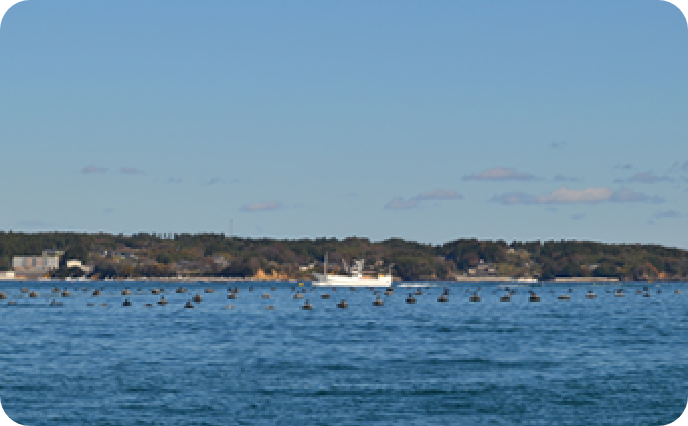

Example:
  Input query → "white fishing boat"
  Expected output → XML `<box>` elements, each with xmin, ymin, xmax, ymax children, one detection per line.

<box><xmin>312</xmin><ymin>254</ymin><xmax>393</xmax><ymax>287</ymax></box>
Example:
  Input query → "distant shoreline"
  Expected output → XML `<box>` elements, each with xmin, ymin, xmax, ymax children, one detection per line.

<box><xmin>1</xmin><ymin>232</ymin><xmax>686</xmax><ymax>282</ymax></box>
<box><xmin>0</xmin><ymin>276</ymin><xmax>683</xmax><ymax>284</ymax></box>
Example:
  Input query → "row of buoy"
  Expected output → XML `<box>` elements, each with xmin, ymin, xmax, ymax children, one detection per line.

<box><xmin>6</xmin><ymin>288</ymin><xmax>681</xmax><ymax>309</ymax></box>
<box><xmin>4</xmin><ymin>287</ymin><xmax>682</xmax><ymax>300</ymax></box>
<box><xmin>2</xmin><ymin>284</ymin><xmax>683</xmax><ymax>306</ymax></box>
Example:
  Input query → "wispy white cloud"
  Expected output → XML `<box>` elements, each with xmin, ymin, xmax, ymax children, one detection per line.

<box><xmin>121</xmin><ymin>167</ymin><xmax>144</xmax><ymax>175</ymax></box>
<box><xmin>653</xmin><ymin>210</ymin><xmax>682</xmax><ymax>219</ymax></box>
<box><xmin>463</xmin><ymin>167</ymin><xmax>540</xmax><ymax>181</ymax></box>
<box><xmin>82</xmin><ymin>165</ymin><xmax>108</xmax><ymax>174</ymax></box>
<box><xmin>168</xmin><ymin>177</ymin><xmax>183</xmax><ymax>183</ymax></box>
<box><xmin>571</xmin><ymin>213</ymin><xmax>586</xmax><ymax>220</ymax></box>
<box><xmin>205</xmin><ymin>178</ymin><xmax>221</xmax><ymax>185</ymax></box>
<box><xmin>492</xmin><ymin>187</ymin><xmax>612</xmax><ymax>204</ymax></box>
<box><xmin>613</xmin><ymin>164</ymin><xmax>633</xmax><ymax>170</ymax></box>
<box><xmin>241</xmin><ymin>201</ymin><xmax>282</xmax><ymax>212</ymax></box>
<box><xmin>385</xmin><ymin>189</ymin><xmax>463</xmax><ymax>210</ymax></box>
<box><xmin>669</xmin><ymin>161</ymin><xmax>688</xmax><ymax>174</ymax></box>
<box><xmin>553</xmin><ymin>174</ymin><xmax>580</xmax><ymax>182</ymax></box>
<box><xmin>609</xmin><ymin>188</ymin><xmax>664</xmax><ymax>203</ymax></box>
<box><xmin>385</xmin><ymin>198</ymin><xmax>418</xmax><ymax>210</ymax></box>
<box><xmin>491</xmin><ymin>187</ymin><xmax>663</xmax><ymax>205</ymax></box>
<box><xmin>413</xmin><ymin>190</ymin><xmax>463</xmax><ymax>201</ymax></box>
<box><xmin>614</xmin><ymin>172</ymin><xmax>673</xmax><ymax>184</ymax></box>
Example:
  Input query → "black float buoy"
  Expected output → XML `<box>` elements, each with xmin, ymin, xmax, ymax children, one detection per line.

<box><xmin>122</xmin><ymin>299</ymin><xmax>132</xmax><ymax>307</ymax></box>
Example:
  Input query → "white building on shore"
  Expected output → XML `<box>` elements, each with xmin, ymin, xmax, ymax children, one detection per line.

<box><xmin>12</xmin><ymin>253</ymin><xmax>61</xmax><ymax>276</ymax></box>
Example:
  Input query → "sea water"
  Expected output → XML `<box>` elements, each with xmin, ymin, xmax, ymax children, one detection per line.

<box><xmin>0</xmin><ymin>281</ymin><xmax>686</xmax><ymax>426</ymax></box>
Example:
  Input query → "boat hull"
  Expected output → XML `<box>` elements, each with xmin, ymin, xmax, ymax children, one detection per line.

<box><xmin>312</xmin><ymin>273</ymin><xmax>392</xmax><ymax>287</ymax></box>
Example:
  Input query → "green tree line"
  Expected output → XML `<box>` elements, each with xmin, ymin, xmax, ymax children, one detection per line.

<box><xmin>1</xmin><ymin>232</ymin><xmax>687</xmax><ymax>281</ymax></box>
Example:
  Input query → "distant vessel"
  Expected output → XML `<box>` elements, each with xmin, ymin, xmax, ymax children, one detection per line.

<box><xmin>312</xmin><ymin>254</ymin><xmax>392</xmax><ymax>287</ymax></box>
<box><xmin>515</xmin><ymin>277</ymin><xmax>538</xmax><ymax>284</ymax></box>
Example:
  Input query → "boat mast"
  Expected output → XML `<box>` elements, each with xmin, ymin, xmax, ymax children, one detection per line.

<box><xmin>324</xmin><ymin>252</ymin><xmax>328</xmax><ymax>281</ymax></box>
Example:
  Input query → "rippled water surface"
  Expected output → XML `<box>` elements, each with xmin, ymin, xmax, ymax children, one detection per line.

<box><xmin>1</xmin><ymin>281</ymin><xmax>686</xmax><ymax>425</ymax></box>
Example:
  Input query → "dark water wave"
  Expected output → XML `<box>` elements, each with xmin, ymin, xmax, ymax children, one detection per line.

<box><xmin>0</xmin><ymin>281</ymin><xmax>686</xmax><ymax>426</ymax></box>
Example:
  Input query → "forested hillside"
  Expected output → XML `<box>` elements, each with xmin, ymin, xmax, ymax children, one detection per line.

<box><xmin>0</xmin><ymin>232</ymin><xmax>686</xmax><ymax>281</ymax></box>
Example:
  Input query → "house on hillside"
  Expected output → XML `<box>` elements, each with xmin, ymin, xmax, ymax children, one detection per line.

<box><xmin>467</xmin><ymin>259</ymin><xmax>497</xmax><ymax>276</ymax></box>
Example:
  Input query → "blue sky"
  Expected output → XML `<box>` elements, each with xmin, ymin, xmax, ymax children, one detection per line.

<box><xmin>1</xmin><ymin>0</ymin><xmax>687</xmax><ymax>247</ymax></box>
